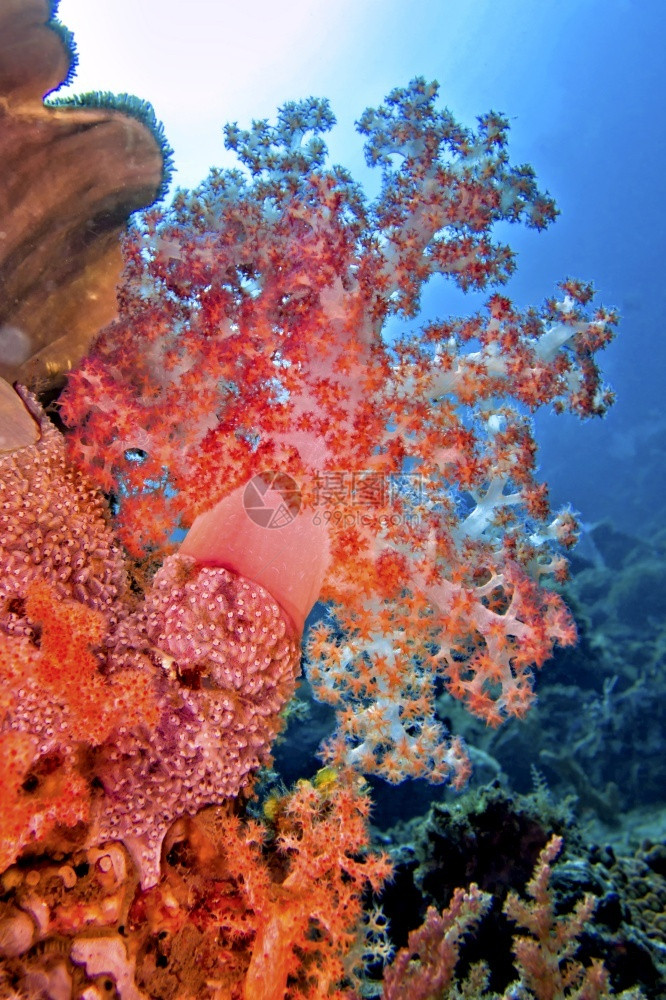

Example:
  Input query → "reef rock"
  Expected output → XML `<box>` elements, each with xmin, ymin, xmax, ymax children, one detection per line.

<box><xmin>0</xmin><ymin>0</ymin><xmax>169</xmax><ymax>388</ymax></box>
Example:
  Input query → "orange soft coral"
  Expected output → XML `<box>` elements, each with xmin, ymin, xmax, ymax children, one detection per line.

<box><xmin>0</xmin><ymin>726</ymin><xmax>89</xmax><ymax>872</ymax></box>
<box><xmin>128</xmin><ymin>770</ymin><xmax>391</xmax><ymax>1000</ymax></box>
<box><xmin>0</xmin><ymin>773</ymin><xmax>390</xmax><ymax>999</ymax></box>
<box><xmin>0</xmin><ymin>578</ymin><xmax>159</xmax><ymax>869</ymax></box>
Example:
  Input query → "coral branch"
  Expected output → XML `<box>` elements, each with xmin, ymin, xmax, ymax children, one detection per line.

<box><xmin>381</xmin><ymin>887</ymin><xmax>492</xmax><ymax>999</ymax></box>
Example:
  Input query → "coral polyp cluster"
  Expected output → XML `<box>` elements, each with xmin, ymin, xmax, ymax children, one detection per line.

<box><xmin>97</xmin><ymin>555</ymin><xmax>299</xmax><ymax>886</ymax></box>
<box><xmin>0</xmin><ymin>389</ymin><xmax>300</xmax><ymax>889</ymax></box>
<box><xmin>0</xmin><ymin>387</ymin><xmax>128</xmax><ymax>635</ymax></box>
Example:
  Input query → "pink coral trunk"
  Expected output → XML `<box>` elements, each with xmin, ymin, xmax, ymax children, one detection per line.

<box><xmin>180</xmin><ymin>478</ymin><xmax>330</xmax><ymax>634</ymax></box>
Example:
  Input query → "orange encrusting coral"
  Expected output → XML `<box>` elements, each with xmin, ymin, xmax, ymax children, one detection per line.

<box><xmin>0</xmin><ymin>726</ymin><xmax>89</xmax><ymax>873</ymax></box>
<box><xmin>0</xmin><ymin>576</ymin><xmax>158</xmax><ymax>869</ymax></box>
<box><xmin>25</xmin><ymin>579</ymin><xmax>158</xmax><ymax>745</ymax></box>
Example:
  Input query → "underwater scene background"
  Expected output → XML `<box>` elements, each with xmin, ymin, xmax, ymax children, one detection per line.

<box><xmin>0</xmin><ymin>0</ymin><xmax>665</xmax><ymax>997</ymax></box>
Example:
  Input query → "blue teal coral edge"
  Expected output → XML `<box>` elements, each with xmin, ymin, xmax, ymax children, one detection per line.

<box><xmin>44</xmin><ymin>0</ymin><xmax>174</xmax><ymax>200</ymax></box>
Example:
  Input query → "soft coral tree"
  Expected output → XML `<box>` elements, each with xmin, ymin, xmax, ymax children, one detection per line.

<box><xmin>60</xmin><ymin>78</ymin><xmax>617</xmax><ymax>787</ymax></box>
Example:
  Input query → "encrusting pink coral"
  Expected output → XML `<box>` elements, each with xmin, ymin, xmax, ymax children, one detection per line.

<box><xmin>95</xmin><ymin>553</ymin><xmax>300</xmax><ymax>886</ymax></box>
<box><xmin>0</xmin><ymin>382</ymin><xmax>129</xmax><ymax>636</ymax></box>
<box><xmin>0</xmin><ymin>384</ymin><xmax>301</xmax><ymax>886</ymax></box>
